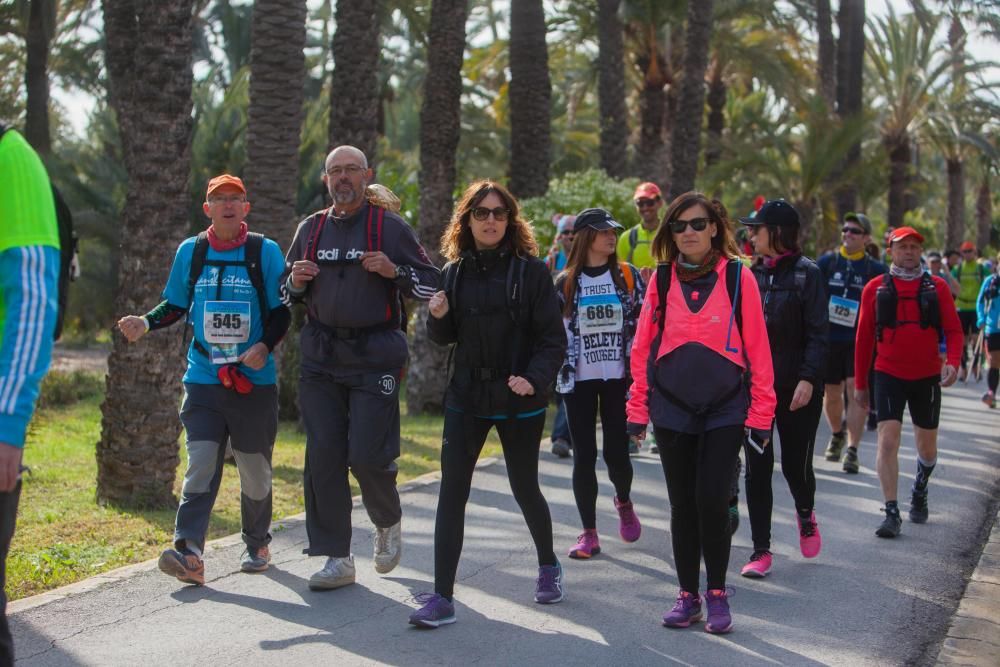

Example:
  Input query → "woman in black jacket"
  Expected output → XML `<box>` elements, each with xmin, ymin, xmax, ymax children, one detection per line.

<box><xmin>409</xmin><ymin>180</ymin><xmax>567</xmax><ymax>628</ymax></box>
<box><xmin>739</xmin><ymin>200</ymin><xmax>829</xmax><ymax>578</ymax></box>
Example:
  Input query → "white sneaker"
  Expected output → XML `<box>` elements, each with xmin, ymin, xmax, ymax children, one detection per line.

<box><xmin>374</xmin><ymin>521</ymin><xmax>401</xmax><ymax>574</ymax></box>
<box><xmin>308</xmin><ymin>555</ymin><xmax>356</xmax><ymax>590</ymax></box>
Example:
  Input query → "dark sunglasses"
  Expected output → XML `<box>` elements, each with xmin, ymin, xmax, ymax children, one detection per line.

<box><xmin>471</xmin><ymin>206</ymin><xmax>510</xmax><ymax>222</ymax></box>
<box><xmin>842</xmin><ymin>226</ymin><xmax>865</xmax><ymax>235</ymax></box>
<box><xmin>668</xmin><ymin>217</ymin><xmax>711</xmax><ymax>234</ymax></box>
<box><xmin>635</xmin><ymin>197</ymin><xmax>660</xmax><ymax>208</ymax></box>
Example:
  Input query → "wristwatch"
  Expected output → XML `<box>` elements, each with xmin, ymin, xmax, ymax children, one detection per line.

<box><xmin>394</xmin><ymin>264</ymin><xmax>408</xmax><ymax>280</ymax></box>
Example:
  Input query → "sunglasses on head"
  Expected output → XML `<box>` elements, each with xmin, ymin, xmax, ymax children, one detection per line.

<box><xmin>635</xmin><ymin>197</ymin><xmax>660</xmax><ymax>208</ymax></box>
<box><xmin>471</xmin><ymin>206</ymin><xmax>510</xmax><ymax>222</ymax></box>
<box><xmin>668</xmin><ymin>217</ymin><xmax>711</xmax><ymax>234</ymax></box>
<box><xmin>842</xmin><ymin>226</ymin><xmax>865</xmax><ymax>235</ymax></box>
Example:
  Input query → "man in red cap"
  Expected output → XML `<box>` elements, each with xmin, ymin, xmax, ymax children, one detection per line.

<box><xmin>854</xmin><ymin>227</ymin><xmax>962</xmax><ymax>538</ymax></box>
<box><xmin>618</xmin><ymin>182</ymin><xmax>665</xmax><ymax>284</ymax></box>
<box><xmin>951</xmin><ymin>240</ymin><xmax>989</xmax><ymax>381</ymax></box>
<box><xmin>117</xmin><ymin>174</ymin><xmax>291</xmax><ymax>584</ymax></box>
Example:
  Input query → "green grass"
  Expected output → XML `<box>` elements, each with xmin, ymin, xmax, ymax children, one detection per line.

<box><xmin>9</xmin><ymin>375</ymin><xmax>522</xmax><ymax>601</ymax></box>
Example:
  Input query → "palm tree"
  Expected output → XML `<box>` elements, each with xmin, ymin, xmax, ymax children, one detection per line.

<box><xmin>24</xmin><ymin>0</ymin><xmax>54</xmax><ymax>154</ymax></box>
<box><xmin>867</xmin><ymin>9</ymin><xmax>951</xmax><ymax>229</ymax></box>
<box><xmin>815</xmin><ymin>0</ymin><xmax>835</xmax><ymax>111</ymax></box>
<box><xmin>97</xmin><ymin>0</ymin><xmax>195</xmax><ymax>506</ymax></box>
<box><xmin>834</xmin><ymin>0</ymin><xmax>865</xmax><ymax>219</ymax></box>
<box><xmin>245</xmin><ymin>0</ymin><xmax>306</xmax><ymax>245</ymax></box>
<box><xmin>597</xmin><ymin>0</ymin><xmax>628</xmax><ymax>179</ymax></box>
<box><xmin>329</xmin><ymin>0</ymin><xmax>380</xmax><ymax>162</ymax></box>
<box><xmin>669</xmin><ymin>0</ymin><xmax>714</xmax><ymax>197</ymax></box>
<box><xmin>508</xmin><ymin>0</ymin><xmax>551</xmax><ymax>198</ymax></box>
<box><xmin>406</xmin><ymin>0</ymin><xmax>468</xmax><ymax>415</ymax></box>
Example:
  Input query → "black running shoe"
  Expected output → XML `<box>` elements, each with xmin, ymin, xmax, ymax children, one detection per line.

<box><xmin>909</xmin><ymin>490</ymin><xmax>928</xmax><ymax>524</ymax></box>
<box><xmin>875</xmin><ymin>509</ymin><xmax>902</xmax><ymax>538</ymax></box>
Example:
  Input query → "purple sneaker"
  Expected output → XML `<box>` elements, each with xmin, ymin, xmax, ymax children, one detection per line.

<box><xmin>408</xmin><ymin>593</ymin><xmax>456</xmax><ymax>628</ymax></box>
<box><xmin>662</xmin><ymin>590</ymin><xmax>702</xmax><ymax>628</ymax></box>
<box><xmin>534</xmin><ymin>561</ymin><xmax>564</xmax><ymax>604</ymax></box>
<box><xmin>614</xmin><ymin>496</ymin><xmax>642</xmax><ymax>542</ymax></box>
<box><xmin>704</xmin><ymin>588</ymin><xmax>733</xmax><ymax>634</ymax></box>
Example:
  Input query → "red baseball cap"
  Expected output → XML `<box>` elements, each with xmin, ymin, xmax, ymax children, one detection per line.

<box><xmin>633</xmin><ymin>182</ymin><xmax>662</xmax><ymax>201</ymax></box>
<box><xmin>959</xmin><ymin>240</ymin><xmax>976</xmax><ymax>251</ymax></box>
<box><xmin>206</xmin><ymin>174</ymin><xmax>246</xmax><ymax>197</ymax></box>
<box><xmin>889</xmin><ymin>226</ymin><xmax>924</xmax><ymax>245</ymax></box>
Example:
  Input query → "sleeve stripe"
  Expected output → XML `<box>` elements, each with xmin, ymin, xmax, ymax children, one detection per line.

<box><xmin>0</xmin><ymin>246</ymin><xmax>47</xmax><ymax>414</ymax></box>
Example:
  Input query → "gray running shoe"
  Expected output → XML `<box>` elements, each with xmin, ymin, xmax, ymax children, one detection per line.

<box><xmin>842</xmin><ymin>447</ymin><xmax>860</xmax><ymax>474</ymax></box>
<box><xmin>909</xmin><ymin>490</ymin><xmax>929</xmax><ymax>524</ymax></box>
<box><xmin>824</xmin><ymin>432</ymin><xmax>845</xmax><ymax>461</ymax></box>
<box><xmin>374</xmin><ymin>521</ymin><xmax>402</xmax><ymax>574</ymax></box>
<box><xmin>875</xmin><ymin>510</ymin><xmax>902</xmax><ymax>538</ymax></box>
<box><xmin>309</xmin><ymin>555</ymin><xmax>356</xmax><ymax>590</ymax></box>
<box><xmin>550</xmin><ymin>438</ymin><xmax>571</xmax><ymax>458</ymax></box>
<box><xmin>240</xmin><ymin>545</ymin><xmax>270</xmax><ymax>573</ymax></box>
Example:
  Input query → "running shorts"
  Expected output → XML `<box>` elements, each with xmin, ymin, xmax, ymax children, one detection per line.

<box><xmin>825</xmin><ymin>341</ymin><xmax>856</xmax><ymax>384</ymax></box>
<box><xmin>987</xmin><ymin>332</ymin><xmax>1000</xmax><ymax>353</ymax></box>
<box><xmin>872</xmin><ymin>371</ymin><xmax>941</xmax><ymax>429</ymax></box>
<box><xmin>958</xmin><ymin>311</ymin><xmax>979</xmax><ymax>336</ymax></box>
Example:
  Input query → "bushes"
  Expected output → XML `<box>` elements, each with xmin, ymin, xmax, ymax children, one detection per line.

<box><xmin>37</xmin><ymin>370</ymin><xmax>105</xmax><ymax>409</ymax></box>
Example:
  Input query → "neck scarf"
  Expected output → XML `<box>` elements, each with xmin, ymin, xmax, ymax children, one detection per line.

<box><xmin>207</xmin><ymin>221</ymin><xmax>249</xmax><ymax>251</ymax></box>
<box><xmin>840</xmin><ymin>246</ymin><xmax>866</xmax><ymax>261</ymax></box>
<box><xmin>889</xmin><ymin>263</ymin><xmax>923</xmax><ymax>281</ymax></box>
<box><xmin>763</xmin><ymin>250</ymin><xmax>799</xmax><ymax>270</ymax></box>
<box><xmin>675</xmin><ymin>248</ymin><xmax>721</xmax><ymax>282</ymax></box>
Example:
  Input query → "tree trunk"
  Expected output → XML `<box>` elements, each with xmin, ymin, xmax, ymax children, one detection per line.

<box><xmin>885</xmin><ymin>134</ymin><xmax>910</xmax><ymax>230</ymax></box>
<box><xmin>945</xmin><ymin>157</ymin><xmax>966</xmax><ymax>250</ymax></box>
<box><xmin>597</xmin><ymin>0</ymin><xmax>628</xmax><ymax>179</ymax></box>
<box><xmin>704</xmin><ymin>56</ymin><xmax>725</xmax><ymax>169</ymax></box>
<box><xmin>98</xmin><ymin>0</ymin><xmax>195</xmax><ymax>507</ymax></box>
<box><xmin>329</xmin><ymin>0</ymin><xmax>380</xmax><ymax>163</ymax></box>
<box><xmin>669</xmin><ymin>0</ymin><xmax>713</xmax><ymax>198</ymax></box>
<box><xmin>508</xmin><ymin>0</ymin><xmax>551</xmax><ymax>199</ymax></box>
<box><xmin>816</xmin><ymin>0</ymin><xmax>836</xmax><ymax>113</ymax></box>
<box><xmin>635</xmin><ymin>70</ymin><xmax>668</xmax><ymax>188</ymax></box>
<box><xmin>834</xmin><ymin>0</ymin><xmax>865</xmax><ymax>220</ymax></box>
<box><xmin>406</xmin><ymin>0</ymin><xmax>468</xmax><ymax>415</ymax></box>
<box><xmin>24</xmin><ymin>0</ymin><xmax>54</xmax><ymax>155</ymax></box>
<box><xmin>975</xmin><ymin>174</ymin><xmax>992</xmax><ymax>252</ymax></box>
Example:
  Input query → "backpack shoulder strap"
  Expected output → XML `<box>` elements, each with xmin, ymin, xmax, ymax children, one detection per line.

<box><xmin>506</xmin><ymin>254</ymin><xmax>528</xmax><ymax>322</ymax></box>
<box><xmin>367</xmin><ymin>206</ymin><xmax>385</xmax><ymax>252</ymax></box>
<box><xmin>627</xmin><ymin>227</ymin><xmax>639</xmax><ymax>264</ymax></box>
<box><xmin>793</xmin><ymin>256</ymin><xmax>808</xmax><ymax>294</ymax></box>
<box><xmin>620</xmin><ymin>262</ymin><xmax>636</xmax><ymax>293</ymax></box>
<box><xmin>244</xmin><ymin>232</ymin><xmax>270</xmax><ymax>321</ymax></box>
<box><xmin>303</xmin><ymin>210</ymin><xmax>328</xmax><ymax>262</ymax></box>
<box><xmin>188</xmin><ymin>232</ymin><xmax>210</xmax><ymax>307</ymax></box>
<box><xmin>444</xmin><ymin>258</ymin><xmax>463</xmax><ymax>311</ymax></box>
<box><xmin>655</xmin><ymin>263</ymin><xmax>671</xmax><ymax>333</ymax></box>
<box><xmin>725</xmin><ymin>259</ymin><xmax>743</xmax><ymax>335</ymax></box>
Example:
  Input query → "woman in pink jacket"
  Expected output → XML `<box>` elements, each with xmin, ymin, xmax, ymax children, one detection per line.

<box><xmin>627</xmin><ymin>192</ymin><xmax>776</xmax><ymax>634</ymax></box>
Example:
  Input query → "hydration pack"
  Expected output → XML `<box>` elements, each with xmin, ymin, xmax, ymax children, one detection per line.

<box><xmin>875</xmin><ymin>272</ymin><xmax>940</xmax><ymax>341</ymax></box>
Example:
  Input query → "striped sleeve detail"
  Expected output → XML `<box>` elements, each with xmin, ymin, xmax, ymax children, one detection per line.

<box><xmin>0</xmin><ymin>246</ymin><xmax>52</xmax><ymax>416</ymax></box>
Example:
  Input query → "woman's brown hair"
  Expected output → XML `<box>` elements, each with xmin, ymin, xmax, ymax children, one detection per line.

<box><xmin>650</xmin><ymin>191</ymin><xmax>742</xmax><ymax>263</ymax></box>
<box><xmin>440</xmin><ymin>180</ymin><xmax>539</xmax><ymax>262</ymax></box>
<box><xmin>559</xmin><ymin>224</ymin><xmax>627</xmax><ymax>317</ymax></box>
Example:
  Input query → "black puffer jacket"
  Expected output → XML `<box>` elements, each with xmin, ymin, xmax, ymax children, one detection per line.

<box><xmin>751</xmin><ymin>253</ymin><xmax>829</xmax><ymax>390</ymax></box>
<box><xmin>427</xmin><ymin>247</ymin><xmax>566</xmax><ymax>416</ymax></box>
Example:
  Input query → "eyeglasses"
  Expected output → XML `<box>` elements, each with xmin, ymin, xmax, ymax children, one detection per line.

<box><xmin>635</xmin><ymin>197</ymin><xmax>660</xmax><ymax>209</ymax></box>
<box><xmin>668</xmin><ymin>217</ymin><xmax>710</xmax><ymax>234</ymax></box>
<box><xmin>962</xmin><ymin>249</ymin><xmax>975</xmax><ymax>254</ymax></box>
<box><xmin>471</xmin><ymin>206</ymin><xmax>510</xmax><ymax>222</ymax></box>
<box><xmin>208</xmin><ymin>195</ymin><xmax>246</xmax><ymax>204</ymax></box>
<box><xmin>842</xmin><ymin>226</ymin><xmax>865</xmax><ymax>235</ymax></box>
<box><xmin>326</xmin><ymin>165</ymin><xmax>365</xmax><ymax>177</ymax></box>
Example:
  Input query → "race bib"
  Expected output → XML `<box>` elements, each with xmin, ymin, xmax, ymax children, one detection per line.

<box><xmin>203</xmin><ymin>301</ymin><xmax>252</xmax><ymax>344</ymax></box>
<box><xmin>829</xmin><ymin>295</ymin><xmax>859</xmax><ymax>328</ymax></box>
<box><xmin>579</xmin><ymin>293</ymin><xmax>623</xmax><ymax>335</ymax></box>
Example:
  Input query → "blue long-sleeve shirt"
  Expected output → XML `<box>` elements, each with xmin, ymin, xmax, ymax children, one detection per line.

<box><xmin>977</xmin><ymin>274</ymin><xmax>1000</xmax><ymax>336</ymax></box>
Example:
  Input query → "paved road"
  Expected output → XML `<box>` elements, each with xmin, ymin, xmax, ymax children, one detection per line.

<box><xmin>10</xmin><ymin>381</ymin><xmax>1000</xmax><ymax>666</ymax></box>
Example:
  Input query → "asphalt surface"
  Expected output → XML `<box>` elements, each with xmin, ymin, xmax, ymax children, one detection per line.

<box><xmin>10</xmin><ymin>380</ymin><xmax>1000</xmax><ymax>666</ymax></box>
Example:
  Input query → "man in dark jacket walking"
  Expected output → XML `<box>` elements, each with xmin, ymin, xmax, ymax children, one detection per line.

<box><xmin>284</xmin><ymin>146</ymin><xmax>440</xmax><ymax>590</ymax></box>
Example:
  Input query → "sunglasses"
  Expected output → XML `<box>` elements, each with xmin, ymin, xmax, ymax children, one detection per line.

<box><xmin>842</xmin><ymin>226</ymin><xmax>865</xmax><ymax>235</ymax></box>
<box><xmin>471</xmin><ymin>206</ymin><xmax>510</xmax><ymax>222</ymax></box>
<box><xmin>668</xmin><ymin>217</ymin><xmax>711</xmax><ymax>234</ymax></box>
<box><xmin>635</xmin><ymin>197</ymin><xmax>660</xmax><ymax>209</ymax></box>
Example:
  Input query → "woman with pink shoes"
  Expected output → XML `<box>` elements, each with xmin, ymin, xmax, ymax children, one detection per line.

<box><xmin>738</xmin><ymin>200</ymin><xmax>829</xmax><ymax>578</ymax></box>
<box><xmin>554</xmin><ymin>209</ymin><xmax>645</xmax><ymax>559</ymax></box>
<box><xmin>627</xmin><ymin>193</ymin><xmax>776</xmax><ymax>634</ymax></box>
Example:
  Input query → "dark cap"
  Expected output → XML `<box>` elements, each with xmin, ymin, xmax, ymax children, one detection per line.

<box><xmin>739</xmin><ymin>199</ymin><xmax>800</xmax><ymax>227</ymax></box>
<box><xmin>844</xmin><ymin>212</ymin><xmax>872</xmax><ymax>234</ymax></box>
<box><xmin>573</xmin><ymin>208</ymin><xmax>624</xmax><ymax>233</ymax></box>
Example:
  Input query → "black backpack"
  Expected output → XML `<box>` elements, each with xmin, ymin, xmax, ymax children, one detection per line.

<box><xmin>0</xmin><ymin>124</ymin><xmax>79</xmax><ymax>340</ymax></box>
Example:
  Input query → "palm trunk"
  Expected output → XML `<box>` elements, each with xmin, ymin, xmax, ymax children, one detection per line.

<box><xmin>975</xmin><ymin>174</ymin><xmax>991</xmax><ymax>251</ymax></box>
<box><xmin>406</xmin><ymin>0</ymin><xmax>468</xmax><ymax>415</ymax></box>
<box><xmin>669</xmin><ymin>0</ymin><xmax>714</xmax><ymax>197</ymax></box>
<box><xmin>885</xmin><ymin>134</ymin><xmax>910</xmax><ymax>230</ymax></box>
<box><xmin>508</xmin><ymin>0</ymin><xmax>552</xmax><ymax>199</ymax></box>
<box><xmin>25</xmin><ymin>0</ymin><xmax>53</xmax><ymax>155</ymax></box>
<box><xmin>946</xmin><ymin>157</ymin><xmax>966</xmax><ymax>250</ymax></box>
<box><xmin>329</xmin><ymin>0</ymin><xmax>380</xmax><ymax>162</ymax></box>
<box><xmin>816</xmin><ymin>0</ymin><xmax>836</xmax><ymax>113</ymax></box>
<box><xmin>834</xmin><ymin>0</ymin><xmax>865</xmax><ymax>220</ymax></box>
<box><xmin>704</xmin><ymin>56</ymin><xmax>725</xmax><ymax>169</ymax></box>
<box><xmin>98</xmin><ymin>0</ymin><xmax>195</xmax><ymax>507</ymax></box>
<box><xmin>597</xmin><ymin>0</ymin><xmax>628</xmax><ymax>179</ymax></box>
<box><xmin>635</xmin><ymin>69</ymin><xmax>668</xmax><ymax>187</ymax></box>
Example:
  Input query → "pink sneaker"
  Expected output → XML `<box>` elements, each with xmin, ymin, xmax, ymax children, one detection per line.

<box><xmin>568</xmin><ymin>529</ymin><xmax>601</xmax><ymax>559</ymax></box>
<box><xmin>614</xmin><ymin>496</ymin><xmax>641</xmax><ymax>542</ymax></box>
<box><xmin>740</xmin><ymin>550</ymin><xmax>772</xmax><ymax>578</ymax></box>
<box><xmin>798</xmin><ymin>511</ymin><xmax>822</xmax><ymax>558</ymax></box>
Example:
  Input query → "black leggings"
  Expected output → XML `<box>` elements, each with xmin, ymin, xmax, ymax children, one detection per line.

<box><xmin>744</xmin><ymin>384</ymin><xmax>822</xmax><ymax>551</ymax></box>
<box><xmin>655</xmin><ymin>424</ymin><xmax>743</xmax><ymax>593</ymax></box>
<box><xmin>434</xmin><ymin>410</ymin><xmax>556</xmax><ymax>599</ymax></box>
<box><xmin>564</xmin><ymin>378</ymin><xmax>633</xmax><ymax>529</ymax></box>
